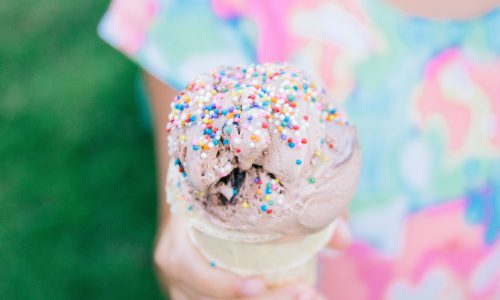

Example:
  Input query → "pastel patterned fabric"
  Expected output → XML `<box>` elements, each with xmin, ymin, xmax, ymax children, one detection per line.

<box><xmin>99</xmin><ymin>1</ymin><xmax>500</xmax><ymax>299</ymax></box>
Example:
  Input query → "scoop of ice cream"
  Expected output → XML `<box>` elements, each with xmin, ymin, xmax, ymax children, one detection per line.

<box><xmin>167</xmin><ymin>63</ymin><xmax>360</xmax><ymax>235</ymax></box>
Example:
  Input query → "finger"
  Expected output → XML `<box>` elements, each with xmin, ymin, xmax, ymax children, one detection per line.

<box><xmin>180</xmin><ymin>240</ymin><xmax>266</xmax><ymax>298</ymax></box>
<box><xmin>342</xmin><ymin>208</ymin><xmax>350</xmax><ymax>221</ymax></box>
<box><xmin>327</xmin><ymin>217</ymin><xmax>351</xmax><ymax>250</ymax></box>
<box><xmin>241</xmin><ymin>283</ymin><xmax>325</xmax><ymax>300</ymax></box>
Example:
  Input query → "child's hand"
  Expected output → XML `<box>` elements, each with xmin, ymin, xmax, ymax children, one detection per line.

<box><xmin>327</xmin><ymin>210</ymin><xmax>352</xmax><ymax>250</ymax></box>
<box><xmin>154</xmin><ymin>214</ymin><xmax>326</xmax><ymax>300</ymax></box>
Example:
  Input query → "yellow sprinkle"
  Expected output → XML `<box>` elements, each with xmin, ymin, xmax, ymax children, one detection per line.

<box><xmin>181</xmin><ymin>135</ymin><xmax>186</xmax><ymax>141</ymax></box>
<box><xmin>264</xmin><ymin>195</ymin><xmax>271</xmax><ymax>200</ymax></box>
<box><xmin>242</xmin><ymin>202</ymin><xmax>249</xmax><ymax>208</ymax></box>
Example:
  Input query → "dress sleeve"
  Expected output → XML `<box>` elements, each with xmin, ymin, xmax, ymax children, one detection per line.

<box><xmin>98</xmin><ymin>0</ymin><xmax>254</xmax><ymax>90</ymax></box>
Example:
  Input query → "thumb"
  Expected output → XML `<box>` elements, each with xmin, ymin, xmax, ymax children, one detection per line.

<box><xmin>327</xmin><ymin>217</ymin><xmax>351</xmax><ymax>250</ymax></box>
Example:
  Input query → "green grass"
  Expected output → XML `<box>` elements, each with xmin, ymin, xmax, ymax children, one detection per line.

<box><xmin>0</xmin><ymin>1</ymin><xmax>164</xmax><ymax>299</ymax></box>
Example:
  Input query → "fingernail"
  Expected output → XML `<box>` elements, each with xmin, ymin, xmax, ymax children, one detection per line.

<box><xmin>239</xmin><ymin>278</ymin><xmax>266</xmax><ymax>297</ymax></box>
<box><xmin>337</xmin><ymin>218</ymin><xmax>351</xmax><ymax>243</ymax></box>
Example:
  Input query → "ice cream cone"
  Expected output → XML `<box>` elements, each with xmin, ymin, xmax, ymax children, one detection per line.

<box><xmin>188</xmin><ymin>216</ymin><xmax>336</xmax><ymax>285</ymax></box>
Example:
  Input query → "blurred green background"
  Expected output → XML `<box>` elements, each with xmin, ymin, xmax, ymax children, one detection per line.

<box><xmin>1</xmin><ymin>1</ymin><xmax>164</xmax><ymax>299</ymax></box>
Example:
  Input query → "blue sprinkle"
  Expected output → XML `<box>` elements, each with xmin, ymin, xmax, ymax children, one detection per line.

<box><xmin>261</xmin><ymin>205</ymin><xmax>267</xmax><ymax>212</ymax></box>
<box><xmin>221</xmin><ymin>110</ymin><xmax>228</xmax><ymax>116</ymax></box>
<box><xmin>190</xmin><ymin>115</ymin><xmax>196</xmax><ymax>122</ymax></box>
<box><xmin>289</xmin><ymin>142</ymin><xmax>296</xmax><ymax>148</ymax></box>
<box><xmin>213</xmin><ymin>139</ymin><xmax>219</xmax><ymax>145</ymax></box>
<box><xmin>192</xmin><ymin>145</ymin><xmax>199</xmax><ymax>151</ymax></box>
<box><xmin>210</xmin><ymin>261</ymin><xmax>217</xmax><ymax>268</ymax></box>
<box><xmin>265</xmin><ymin>188</ymin><xmax>272</xmax><ymax>194</ymax></box>
<box><xmin>222</xmin><ymin>139</ymin><xmax>229</xmax><ymax>145</ymax></box>
<box><xmin>233</xmin><ymin>188</ymin><xmax>238</xmax><ymax>196</ymax></box>
<box><xmin>296</xmin><ymin>159</ymin><xmax>302</xmax><ymax>165</ymax></box>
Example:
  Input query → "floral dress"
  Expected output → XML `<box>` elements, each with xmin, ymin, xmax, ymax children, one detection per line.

<box><xmin>100</xmin><ymin>1</ymin><xmax>500</xmax><ymax>299</ymax></box>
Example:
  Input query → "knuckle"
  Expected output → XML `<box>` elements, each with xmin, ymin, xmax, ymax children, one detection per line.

<box><xmin>153</xmin><ymin>245</ymin><xmax>166</xmax><ymax>268</ymax></box>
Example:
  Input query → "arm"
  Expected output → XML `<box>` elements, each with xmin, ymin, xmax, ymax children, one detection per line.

<box><xmin>143</xmin><ymin>71</ymin><xmax>174</xmax><ymax>228</ymax></box>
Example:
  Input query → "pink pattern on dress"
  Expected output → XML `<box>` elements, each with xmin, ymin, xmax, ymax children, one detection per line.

<box><xmin>417</xmin><ymin>48</ymin><xmax>500</xmax><ymax>152</ymax></box>
<box><xmin>211</xmin><ymin>0</ymin><xmax>298</xmax><ymax>62</ymax></box>
<box><xmin>417</xmin><ymin>49</ymin><xmax>471</xmax><ymax>152</ymax></box>
<box><xmin>318</xmin><ymin>200</ymin><xmax>498</xmax><ymax>300</ymax></box>
<box><xmin>105</xmin><ymin>0</ymin><xmax>159</xmax><ymax>55</ymax></box>
<box><xmin>467</xmin><ymin>57</ymin><xmax>500</xmax><ymax>147</ymax></box>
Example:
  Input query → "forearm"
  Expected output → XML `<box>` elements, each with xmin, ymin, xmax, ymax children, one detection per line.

<box><xmin>144</xmin><ymin>71</ymin><xmax>178</xmax><ymax>227</ymax></box>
